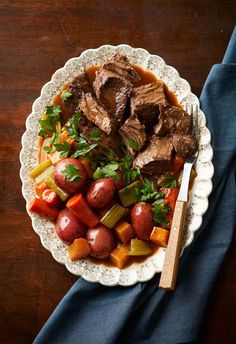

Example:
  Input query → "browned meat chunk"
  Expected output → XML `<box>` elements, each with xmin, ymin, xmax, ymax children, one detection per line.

<box><xmin>103</xmin><ymin>53</ymin><xmax>141</xmax><ymax>84</ymax></box>
<box><xmin>79</xmin><ymin>93</ymin><xmax>117</xmax><ymax>135</ymax></box>
<box><xmin>119</xmin><ymin>116</ymin><xmax>146</xmax><ymax>155</ymax></box>
<box><xmin>171</xmin><ymin>134</ymin><xmax>197</xmax><ymax>159</ymax></box>
<box><xmin>133</xmin><ymin>136</ymin><xmax>173</xmax><ymax>175</ymax></box>
<box><xmin>130</xmin><ymin>82</ymin><xmax>166</xmax><ymax>128</ymax></box>
<box><xmin>155</xmin><ymin>103</ymin><xmax>191</xmax><ymax>136</ymax></box>
<box><xmin>93</xmin><ymin>69</ymin><xmax>132</xmax><ymax>124</ymax></box>
<box><xmin>77</xmin><ymin>115</ymin><xmax>122</xmax><ymax>157</ymax></box>
<box><xmin>63</xmin><ymin>72</ymin><xmax>93</xmax><ymax>117</ymax></box>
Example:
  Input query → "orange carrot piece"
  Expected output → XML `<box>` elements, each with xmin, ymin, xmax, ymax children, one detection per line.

<box><xmin>34</xmin><ymin>181</ymin><xmax>49</xmax><ymax>198</ymax></box>
<box><xmin>66</xmin><ymin>194</ymin><xmax>99</xmax><ymax>228</ymax></box>
<box><xmin>29</xmin><ymin>198</ymin><xmax>59</xmax><ymax>220</ymax></box>
<box><xmin>60</xmin><ymin>129</ymin><xmax>75</xmax><ymax>146</ymax></box>
<box><xmin>150</xmin><ymin>227</ymin><xmax>169</xmax><ymax>247</ymax></box>
<box><xmin>40</xmin><ymin>138</ymin><xmax>52</xmax><ymax>163</ymax></box>
<box><xmin>38</xmin><ymin>137</ymin><xmax>44</xmax><ymax>163</ymax></box>
<box><xmin>68</xmin><ymin>238</ymin><xmax>91</xmax><ymax>261</ymax></box>
<box><xmin>164</xmin><ymin>187</ymin><xmax>179</xmax><ymax>213</ymax></box>
<box><xmin>171</xmin><ymin>155</ymin><xmax>185</xmax><ymax>175</ymax></box>
<box><xmin>110</xmin><ymin>245</ymin><xmax>130</xmax><ymax>269</ymax></box>
<box><xmin>79</xmin><ymin>158</ymin><xmax>94</xmax><ymax>178</ymax></box>
<box><xmin>114</xmin><ymin>220</ymin><xmax>134</xmax><ymax>244</ymax></box>
<box><xmin>41</xmin><ymin>189</ymin><xmax>62</xmax><ymax>208</ymax></box>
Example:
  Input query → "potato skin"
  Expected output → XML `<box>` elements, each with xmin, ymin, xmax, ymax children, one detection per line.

<box><xmin>56</xmin><ymin>208</ymin><xmax>87</xmax><ymax>244</ymax></box>
<box><xmin>86</xmin><ymin>225</ymin><xmax>116</xmax><ymax>259</ymax></box>
<box><xmin>108</xmin><ymin>170</ymin><xmax>124</xmax><ymax>191</ymax></box>
<box><xmin>86</xmin><ymin>178</ymin><xmax>116</xmax><ymax>209</ymax></box>
<box><xmin>54</xmin><ymin>158</ymin><xmax>87</xmax><ymax>194</ymax></box>
<box><xmin>130</xmin><ymin>203</ymin><xmax>154</xmax><ymax>240</ymax></box>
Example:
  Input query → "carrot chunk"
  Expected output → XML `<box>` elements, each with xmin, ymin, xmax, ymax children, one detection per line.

<box><xmin>66</xmin><ymin>193</ymin><xmax>99</xmax><ymax>228</ymax></box>
<box><xmin>34</xmin><ymin>181</ymin><xmax>49</xmax><ymax>198</ymax></box>
<box><xmin>150</xmin><ymin>227</ymin><xmax>169</xmax><ymax>247</ymax></box>
<box><xmin>171</xmin><ymin>155</ymin><xmax>185</xmax><ymax>175</ymax></box>
<box><xmin>68</xmin><ymin>238</ymin><xmax>91</xmax><ymax>261</ymax></box>
<box><xmin>29</xmin><ymin>198</ymin><xmax>59</xmax><ymax>220</ymax></box>
<box><xmin>110</xmin><ymin>245</ymin><xmax>130</xmax><ymax>269</ymax></box>
<box><xmin>114</xmin><ymin>220</ymin><xmax>134</xmax><ymax>244</ymax></box>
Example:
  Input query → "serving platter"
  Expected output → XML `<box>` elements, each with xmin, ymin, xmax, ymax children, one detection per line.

<box><xmin>20</xmin><ymin>44</ymin><xmax>214</xmax><ymax>286</ymax></box>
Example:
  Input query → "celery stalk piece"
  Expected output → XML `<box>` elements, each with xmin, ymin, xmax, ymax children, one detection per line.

<box><xmin>118</xmin><ymin>181</ymin><xmax>142</xmax><ymax>207</ymax></box>
<box><xmin>100</xmin><ymin>204</ymin><xmax>129</xmax><ymax>229</ymax></box>
<box><xmin>56</xmin><ymin>121</ymin><xmax>61</xmax><ymax>133</ymax></box>
<box><xmin>129</xmin><ymin>239</ymin><xmax>152</xmax><ymax>256</ymax></box>
<box><xmin>34</xmin><ymin>165</ymin><xmax>55</xmax><ymax>185</ymax></box>
<box><xmin>30</xmin><ymin>159</ymin><xmax>52</xmax><ymax>179</ymax></box>
<box><xmin>45</xmin><ymin>174</ymin><xmax>69</xmax><ymax>202</ymax></box>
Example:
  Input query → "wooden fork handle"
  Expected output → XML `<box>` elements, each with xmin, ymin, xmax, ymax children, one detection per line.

<box><xmin>159</xmin><ymin>200</ymin><xmax>188</xmax><ymax>291</ymax></box>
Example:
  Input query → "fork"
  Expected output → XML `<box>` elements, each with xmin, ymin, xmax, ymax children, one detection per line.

<box><xmin>159</xmin><ymin>104</ymin><xmax>199</xmax><ymax>290</ymax></box>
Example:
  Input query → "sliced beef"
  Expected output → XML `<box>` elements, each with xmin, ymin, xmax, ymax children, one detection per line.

<box><xmin>79</xmin><ymin>93</ymin><xmax>117</xmax><ymax>135</ymax></box>
<box><xmin>93</xmin><ymin>69</ymin><xmax>132</xmax><ymax>124</ymax></box>
<box><xmin>133</xmin><ymin>136</ymin><xmax>173</xmax><ymax>175</ymax></box>
<box><xmin>103</xmin><ymin>53</ymin><xmax>141</xmax><ymax>84</ymax></box>
<box><xmin>130</xmin><ymin>82</ymin><xmax>166</xmax><ymax>128</ymax></box>
<box><xmin>77</xmin><ymin>115</ymin><xmax>122</xmax><ymax>157</ymax></box>
<box><xmin>119</xmin><ymin>116</ymin><xmax>146</xmax><ymax>155</ymax></box>
<box><xmin>63</xmin><ymin>72</ymin><xmax>93</xmax><ymax>117</ymax></box>
<box><xmin>154</xmin><ymin>103</ymin><xmax>191</xmax><ymax>136</ymax></box>
<box><xmin>171</xmin><ymin>134</ymin><xmax>197</xmax><ymax>159</ymax></box>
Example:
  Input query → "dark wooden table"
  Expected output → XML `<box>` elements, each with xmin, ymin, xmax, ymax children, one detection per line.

<box><xmin>0</xmin><ymin>1</ymin><xmax>235</xmax><ymax>343</ymax></box>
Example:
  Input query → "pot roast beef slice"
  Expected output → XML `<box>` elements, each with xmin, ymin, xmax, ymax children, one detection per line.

<box><xmin>103</xmin><ymin>53</ymin><xmax>141</xmax><ymax>84</ymax></box>
<box><xmin>133</xmin><ymin>136</ymin><xmax>173</xmax><ymax>175</ymax></box>
<box><xmin>171</xmin><ymin>134</ymin><xmax>197</xmax><ymax>160</ymax></box>
<box><xmin>154</xmin><ymin>103</ymin><xmax>191</xmax><ymax>136</ymax></box>
<box><xmin>63</xmin><ymin>72</ymin><xmax>93</xmax><ymax>117</ymax></box>
<box><xmin>79</xmin><ymin>93</ymin><xmax>117</xmax><ymax>135</ymax></box>
<box><xmin>93</xmin><ymin>69</ymin><xmax>132</xmax><ymax>124</ymax></box>
<box><xmin>130</xmin><ymin>82</ymin><xmax>166</xmax><ymax>128</ymax></box>
<box><xmin>119</xmin><ymin>116</ymin><xmax>146</xmax><ymax>155</ymax></box>
<box><xmin>77</xmin><ymin>115</ymin><xmax>122</xmax><ymax>157</ymax></box>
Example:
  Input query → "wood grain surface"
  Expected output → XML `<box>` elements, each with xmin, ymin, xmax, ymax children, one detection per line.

<box><xmin>0</xmin><ymin>1</ymin><xmax>235</xmax><ymax>343</ymax></box>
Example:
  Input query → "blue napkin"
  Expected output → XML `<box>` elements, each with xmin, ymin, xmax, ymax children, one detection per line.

<box><xmin>34</xmin><ymin>28</ymin><xmax>236</xmax><ymax>344</ymax></box>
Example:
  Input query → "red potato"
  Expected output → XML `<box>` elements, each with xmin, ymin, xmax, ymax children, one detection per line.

<box><xmin>108</xmin><ymin>170</ymin><xmax>124</xmax><ymax>191</ymax></box>
<box><xmin>131</xmin><ymin>203</ymin><xmax>154</xmax><ymax>240</ymax></box>
<box><xmin>86</xmin><ymin>225</ymin><xmax>116</xmax><ymax>259</ymax></box>
<box><xmin>56</xmin><ymin>208</ymin><xmax>87</xmax><ymax>244</ymax></box>
<box><xmin>86</xmin><ymin>178</ymin><xmax>116</xmax><ymax>209</ymax></box>
<box><xmin>54</xmin><ymin>158</ymin><xmax>87</xmax><ymax>194</ymax></box>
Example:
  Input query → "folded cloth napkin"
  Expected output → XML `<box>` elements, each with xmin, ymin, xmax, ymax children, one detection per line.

<box><xmin>34</xmin><ymin>27</ymin><xmax>236</xmax><ymax>344</ymax></box>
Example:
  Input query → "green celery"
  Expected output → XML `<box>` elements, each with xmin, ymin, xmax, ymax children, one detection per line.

<box><xmin>129</xmin><ymin>239</ymin><xmax>152</xmax><ymax>256</ymax></box>
<box><xmin>118</xmin><ymin>181</ymin><xmax>142</xmax><ymax>207</ymax></box>
<box><xmin>100</xmin><ymin>204</ymin><xmax>128</xmax><ymax>229</ymax></box>
<box><xmin>30</xmin><ymin>159</ymin><xmax>52</xmax><ymax>179</ymax></box>
<box><xmin>45</xmin><ymin>174</ymin><xmax>69</xmax><ymax>202</ymax></box>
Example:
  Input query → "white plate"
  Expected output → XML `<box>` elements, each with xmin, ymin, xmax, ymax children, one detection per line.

<box><xmin>20</xmin><ymin>45</ymin><xmax>214</xmax><ymax>286</ymax></box>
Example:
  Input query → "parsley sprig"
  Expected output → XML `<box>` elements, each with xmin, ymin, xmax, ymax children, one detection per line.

<box><xmin>120</xmin><ymin>155</ymin><xmax>140</xmax><ymax>185</ymax></box>
<box><xmin>152</xmin><ymin>199</ymin><xmax>171</xmax><ymax>227</ymax></box>
<box><xmin>128</xmin><ymin>138</ymin><xmax>138</xmax><ymax>151</ymax></box>
<box><xmin>66</xmin><ymin>111</ymin><xmax>81</xmax><ymax>141</ymax></box>
<box><xmin>90</xmin><ymin>128</ymin><xmax>100</xmax><ymax>142</ymax></box>
<box><xmin>61</xmin><ymin>90</ymin><xmax>72</xmax><ymax>101</ymax></box>
<box><xmin>54</xmin><ymin>142</ymin><xmax>71</xmax><ymax>158</ymax></box>
<box><xmin>159</xmin><ymin>172</ymin><xmax>177</xmax><ymax>189</ymax></box>
<box><xmin>136</xmin><ymin>179</ymin><xmax>164</xmax><ymax>202</ymax></box>
<box><xmin>93</xmin><ymin>162</ymin><xmax>119</xmax><ymax>182</ymax></box>
<box><xmin>71</xmin><ymin>142</ymin><xmax>97</xmax><ymax>158</ymax></box>
<box><xmin>38</xmin><ymin>105</ymin><xmax>62</xmax><ymax>137</ymax></box>
<box><xmin>62</xmin><ymin>164</ymin><xmax>82</xmax><ymax>182</ymax></box>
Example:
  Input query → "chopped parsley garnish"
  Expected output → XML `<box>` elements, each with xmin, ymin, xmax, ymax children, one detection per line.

<box><xmin>120</xmin><ymin>155</ymin><xmax>140</xmax><ymax>185</ymax></box>
<box><xmin>90</xmin><ymin>128</ymin><xmax>100</xmax><ymax>142</ymax></box>
<box><xmin>71</xmin><ymin>142</ymin><xmax>97</xmax><ymax>158</ymax></box>
<box><xmin>38</xmin><ymin>105</ymin><xmax>62</xmax><ymax>137</ymax></box>
<box><xmin>152</xmin><ymin>199</ymin><xmax>171</xmax><ymax>227</ymax></box>
<box><xmin>61</xmin><ymin>91</ymin><xmax>72</xmax><ymax>101</ymax></box>
<box><xmin>128</xmin><ymin>138</ymin><xmax>138</xmax><ymax>151</ymax></box>
<box><xmin>66</xmin><ymin>111</ymin><xmax>81</xmax><ymax>141</ymax></box>
<box><xmin>43</xmin><ymin>146</ymin><xmax>54</xmax><ymax>154</ymax></box>
<box><xmin>136</xmin><ymin>178</ymin><xmax>164</xmax><ymax>202</ymax></box>
<box><xmin>51</xmin><ymin>132</ymin><xmax>60</xmax><ymax>145</ymax></box>
<box><xmin>54</xmin><ymin>142</ymin><xmax>71</xmax><ymax>158</ymax></box>
<box><xmin>159</xmin><ymin>172</ymin><xmax>177</xmax><ymax>189</ymax></box>
<box><xmin>93</xmin><ymin>162</ymin><xmax>119</xmax><ymax>181</ymax></box>
<box><xmin>62</xmin><ymin>164</ymin><xmax>82</xmax><ymax>182</ymax></box>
